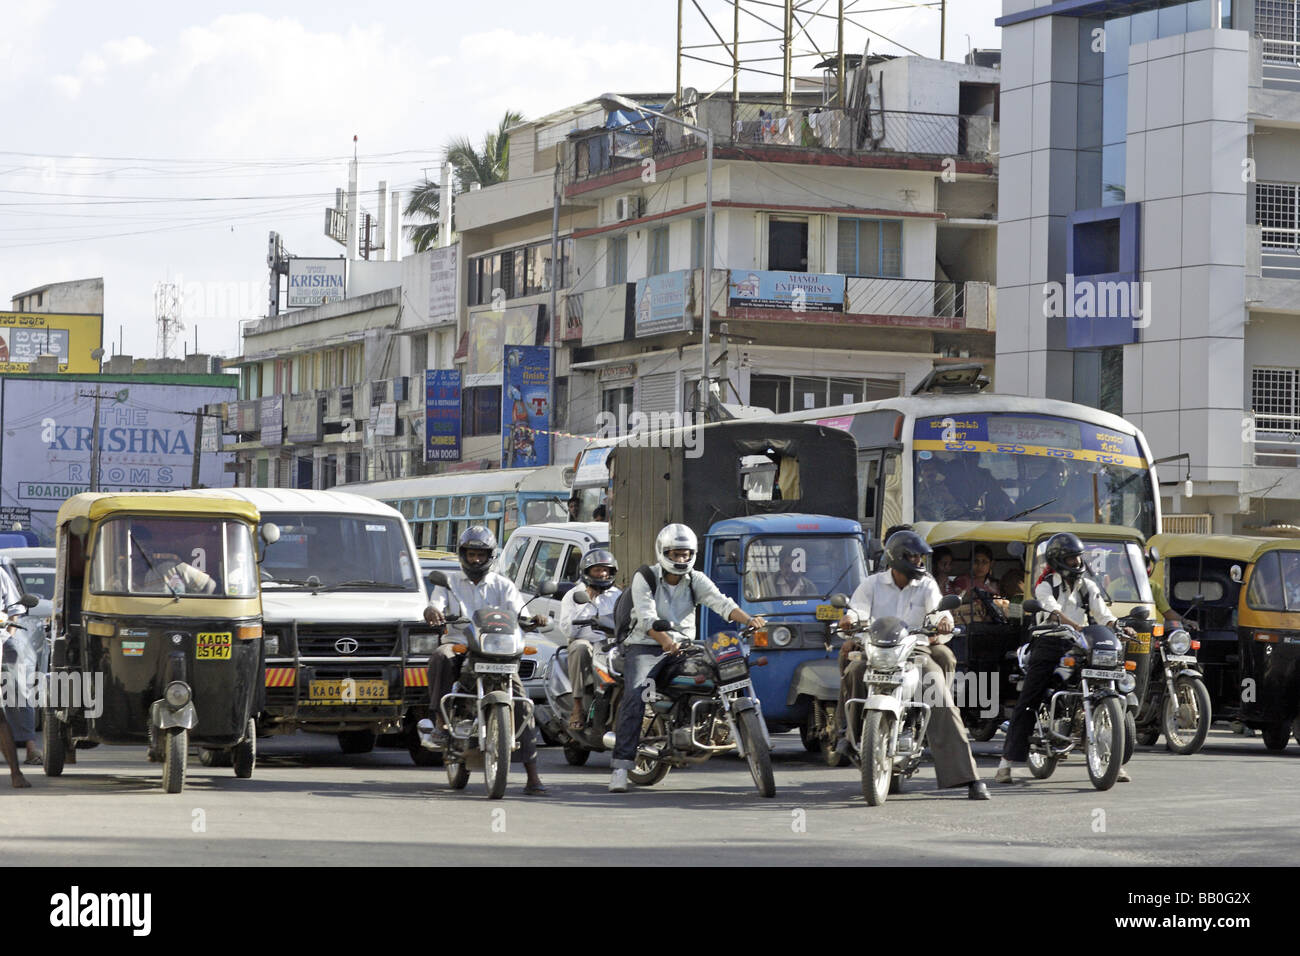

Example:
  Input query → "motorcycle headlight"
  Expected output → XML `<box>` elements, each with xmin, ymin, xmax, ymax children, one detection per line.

<box><xmin>718</xmin><ymin>660</ymin><xmax>748</xmax><ymax>681</ymax></box>
<box><xmin>1091</xmin><ymin>648</ymin><xmax>1119</xmax><ymax>667</ymax></box>
<box><xmin>1118</xmin><ymin>672</ymin><xmax>1137</xmax><ymax>694</ymax></box>
<box><xmin>1167</xmin><ymin>629</ymin><xmax>1191</xmax><ymax>656</ymax></box>
<box><xmin>770</xmin><ymin>626</ymin><xmax>794</xmax><ymax>647</ymax></box>
<box><xmin>481</xmin><ymin>632</ymin><xmax>522</xmax><ymax>656</ymax></box>
<box><xmin>867</xmin><ymin>643</ymin><xmax>905</xmax><ymax>669</ymax></box>
<box><xmin>409</xmin><ymin>632</ymin><xmax>440</xmax><ymax>655</ymax></box>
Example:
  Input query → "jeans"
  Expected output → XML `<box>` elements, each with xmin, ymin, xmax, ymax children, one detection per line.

<box><xmin>611</xmin><ymin>644</ymin><xmax>664</xmax><ymax>769</ymax></box>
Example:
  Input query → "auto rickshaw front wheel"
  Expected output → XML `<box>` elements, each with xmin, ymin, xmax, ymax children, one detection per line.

<box><xmin>1261</xmin><ymin>722</ymin><xmax>1291</xmax><ymax>752</ymax></box>
<box><xmin>42</xmin><ymin>708</ymin><xmax>67</xmax><ymax>777</ymax></box>
<box><xmin>232</xmin><ymin>717</ymin><xmax>256</xmax><ymax>778</ymax></box>
<box><xmin>162</xmin><ymin>727</ymin><xmax>188</xmax><ymax>794</ymax></box>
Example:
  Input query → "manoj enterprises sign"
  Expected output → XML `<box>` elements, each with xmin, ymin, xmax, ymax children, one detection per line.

<box><xmin>0</xmin><ymin>312</ymin><xmax>103</xmax><ymax>373</ymax></box>
<box><xmin>287</xmin><ymin>258</ymin><xmax>346</xmax><ymax>309</ymax></box>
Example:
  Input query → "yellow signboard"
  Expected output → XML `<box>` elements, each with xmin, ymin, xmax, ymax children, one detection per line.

<box><xmin>0</xmin><ymin>312</ymin><xmax>103</xmax><ymax>374</ymax></box>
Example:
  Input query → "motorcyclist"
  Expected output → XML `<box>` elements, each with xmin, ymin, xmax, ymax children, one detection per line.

<box><xmin>419</xmin><ymin>525</ymin><xmax>547</xmax><ymax>795</ymax></box>
<box><xmin>836</xmin><ymin>529</ymin><xmax>990</xmax><ymax>800</ymax></box>
<box><xmin>996</xmin><ymin>532</ymin><xmax>1136</xmax><ymax>784</ymax></box>
<box><xmin>608</xmin><ymin>523</ymin><xmax>766</xmax><ymax>793</ymax></box>
<box><xmin>557</xmin><ymin>548</ymin><xmax>621</xmax><ymax>731</ymax></box>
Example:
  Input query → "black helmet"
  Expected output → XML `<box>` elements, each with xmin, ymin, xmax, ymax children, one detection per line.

<box><xmin>1045</xmin><ymin>532</ymin><xmax>1086</xmax><ymax>583</ymax></box>
<box><xmin>457</xmin><ymin>525</ymin><xmax>498</xmax><ymax>583</ymax></box>
<box><xmin>884</xmin><ymin>530</ymin><xmax>931</xmax><ymax>581</ymax></box>
<box><xmin>579</xmin><ymin>548</ymin><xmax>618</xmax><ymax>591</ymax></box>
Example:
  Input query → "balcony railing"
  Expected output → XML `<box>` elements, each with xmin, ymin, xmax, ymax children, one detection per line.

<box><xmin>1258</xmin><ymin>34</ymin><xmax>1300</xmax><ymax>90</ymax></box>
<box><xmin>567</xmin><ymin>100</ymin><xmax>996</xmax><ymax>185</ymax></box>
<box><xmin>845</xmin><ymin>276</ymin><xmax>962</xmax><ymax>318</ymax></box>
<box><xmin>1250</xmin><ymin>412</ymin><xmax>1300</xmax><ymax>466</ymax></box>
<box><xmin>1257</xmin><ymin>222</ymin><xmax>1300</xmax><ymax>278</ymax></box>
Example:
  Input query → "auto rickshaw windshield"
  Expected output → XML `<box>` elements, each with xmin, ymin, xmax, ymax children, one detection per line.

<box><xmin>1245</xmin><ymin>549</ymin><xmax>1300</xmax><ymax>612</ymax></box>
<box><xmin>743</xmin><ymin>535</ymin><xmax>867</xmax><ymax>602</ymax></box>
<box><xmin>1031</xmin><ymin>538</ymin><xmax>1152</xmax><ymax>604</ymax></box>
<box><xmin>89</xmin><ymin>516</ymin><xmax>258</xmax><ymax>598</ymax></box>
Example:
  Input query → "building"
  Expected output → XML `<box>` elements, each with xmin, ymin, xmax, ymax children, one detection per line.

<box><xmin>994</xmin><ymin>0</ymin><xmax>1300</xmax><ymax>533</ymax></box>
<box><xmin>5</xmin><ymin>277</ymin><xmax>104</xmax><ymax>375</ymax></box>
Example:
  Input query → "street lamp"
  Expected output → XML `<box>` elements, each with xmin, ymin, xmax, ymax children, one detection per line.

<box><xmin>598</xmin><ymin>93</ymin><xmax>715</xmax><ymax>415</ymax></box>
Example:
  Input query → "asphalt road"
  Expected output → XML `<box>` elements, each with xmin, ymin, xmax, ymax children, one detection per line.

<box><xmin>2</xmin><ymin>727</ymin><xmax>1297</xmax><ymax>866</ymax></box>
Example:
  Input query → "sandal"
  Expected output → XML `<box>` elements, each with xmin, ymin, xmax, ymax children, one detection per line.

<box><xmin>523</xmin><ymin>781</ymin><xmax>549</xmax><ymax>795</ymax></box>
<box><xmin>24</xmin><ymin>752</ymin><xmax>42</xmax><ymax>766</ymax></box>
<box><xmin>568</xmin><ymin>711</ymin><xmax>584</xmax><ymax>731</ymax></box>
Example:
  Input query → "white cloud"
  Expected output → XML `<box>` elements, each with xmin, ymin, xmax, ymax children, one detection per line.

<box><xmin>51</xmin><ymin>74</ymin><xmax>82</xmax><ymax>99</ymax></box>
<box><xmin>104</xmin><ymin>35</ymin><xmax>156</xmax><ymax>65</ymax></box>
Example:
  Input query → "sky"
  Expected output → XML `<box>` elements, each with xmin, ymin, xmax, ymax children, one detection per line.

<box><xmin>0</xmin><ymin>0</ymin><xmax>1003</xmax><ymax>362</ymax></box>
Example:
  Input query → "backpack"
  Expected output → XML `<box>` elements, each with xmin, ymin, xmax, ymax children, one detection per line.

<box><xmin>612</xmin><ymin>564</ymin><xmax>699</xmax><ymax>644</ymax></box>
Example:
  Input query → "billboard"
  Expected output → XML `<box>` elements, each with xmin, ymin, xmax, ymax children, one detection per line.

<box><xmin>286</xmin><ymin>258</ymin><xmax>346</xmax><ymax>308</ymax></box>
<box><xmin>260</xmin><ymin>395</ymin><xmax>283</xmax><ymax>446</ymax></box>
<box><xmin>285</xmin><ymin>396</ymin><xmax>322</xmax><ymax>443</ymax></box>
<box><xmin>425</xmin><ymin>370</ymin><xmax>461</xmax><ymax>462</ymax></box>
<box><xmin>0</xmin><ymin>312</ymin><xmax>103</xmax><ymax>373</ymax></box>
<box><xmin>501</xmin><ymin>346</ymin><xmax>549</xmax><ymax>468</ymax></box>
<box><xmin>428</xmin><ymin>246</ymin><xmax>458</xmax><ymax>319</ymax></box>
<box><xmin>0</xmin><ymin>378</ymin><xmax>237</xmax><ymax>544</ymax></box>
<box><xmin>634</xmin><ymin>270</ymin><xmax>692</xmax><ymax>337</ymax></box>
<box><xmin>728</xmin><ymin>269</ymin><xmax>845</xmax><ymax>312</ymax></box>
<box><xmin>467</xmin><ymin>305</ymin><xmax>545</xmax><ymax>376</ymax></box>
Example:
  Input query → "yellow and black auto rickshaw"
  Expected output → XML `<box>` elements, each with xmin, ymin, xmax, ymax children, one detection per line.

<box><xmin>43</xmin><ymin>493</ymin><xmax>275</xmax><ymax>792</ymax></box>
<box><xmin>919</xmin><ymin>521</ymin><xmax>1159</xmax><ymax>745</ymax></box>
<box><xmin>1148</xmin><ymin>533</ymin><xmax>1300</xmax><ymax>751</ymax></box>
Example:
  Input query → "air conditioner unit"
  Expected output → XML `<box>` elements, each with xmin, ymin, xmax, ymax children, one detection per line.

<box><xmin>614</xmin><ymin>194</ymin><xmax>640</xmax><ymax>222</ymax></box>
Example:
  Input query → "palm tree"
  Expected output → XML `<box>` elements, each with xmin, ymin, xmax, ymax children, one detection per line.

<box><xmin>403</xmin><ymin>110</ymin><xmax>525</xmax><ymax>253</ymax></box>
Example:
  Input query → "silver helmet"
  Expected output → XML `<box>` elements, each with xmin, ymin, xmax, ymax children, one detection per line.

<box><xmin>655</xmin><ymin>523</ymin><xmax>697</xmax><ymax>576</ymax></box>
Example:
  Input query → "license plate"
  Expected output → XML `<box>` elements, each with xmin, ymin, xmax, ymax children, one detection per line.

<box><xmin>308</xmin><ymin>679</ymin><xmax>388</xmax><ymax>701</ymax></box>
<box><xmin>1081</xmin><ymin>668</ymin><xmax>1122</xmax><ymax>680</ymax></box>
<box><xmin>1166</xmin><ymin>655</ymin><xmax>1197</xmax><ymax>664</ymax></box>
<box><xmin>816</xmin><ymin>604</ymin><xmax>841</xmax><ymax>621</ymax></box>
<box><xmin>475</xmin><ymin>662</ymin><xmax>517</xmax><ymax>675</ymax></box>
<box><xmin>719</xmin><ymin>679</ymin><xmax>751</xmax><ymax>695</ymax></box>
<box><xmin>196</xmin><ymin>632</ymin><xmax>232</xmax><ymax>660</ymax></box>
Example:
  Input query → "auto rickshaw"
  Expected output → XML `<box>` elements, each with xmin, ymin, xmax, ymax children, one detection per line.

<box><xmin>1147</xmin><ymin>533</ymin><xmax>1300</xmax><ymax>751</ymax></box>
<box><xmin>917</xmin><ymin>521</ymin><xmax>1160</xmax><ymax>745</ymax></box>
<box><xmin>43</xmin><ymin>493</ymin><xmax>276</xmax><ymax>793</ymax></box>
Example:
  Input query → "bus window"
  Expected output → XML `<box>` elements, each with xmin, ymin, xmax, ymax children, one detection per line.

<box><xmin>860</xmin><ymin>452</ymin><xmax>882</xmax><ymax>534</ymax></box>
<box><xmin>416</xmin><ymin>499</ymin><xmax>432</xmax><ymax>520</ymax></box>
<box><xmin>487</xmin><ymin>497</ymin><xmax>504</xmax><ymax>515</ymax></box>
<box><xmin>503</xmin><ymin>500</ymin><xmax>520</xmax><ymax>538</ymax></box>
<box><xmin>399</xmin><ymin>500</ymin><xmax>416</xmax><ymax>520</ymax></box>
<box><xmin>434</xmin><ymin>497</ymin><xmax>449</xmax><ymax>518</ymax></box>
<box><xmin>469</xmin><ymin>495</ymin><xmax>486</xmax><ymax>517</ymax></box>
<box><xmin>451</xmin><ymin>497</ymin><xmax>468</xmax><ymax>517</ymax></box>
<box><xmin>435</xmin><ymin>521</ymin><xmax>449</xmax><ymax>549</ymax></box>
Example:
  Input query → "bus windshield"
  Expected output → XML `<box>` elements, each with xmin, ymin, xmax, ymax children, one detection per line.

<box><xmin>913</xmin><ymin>414</ymin><xmax>1156</xmax><ymax>536</ymax></box>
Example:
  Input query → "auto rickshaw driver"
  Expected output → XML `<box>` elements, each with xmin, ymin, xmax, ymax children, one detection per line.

<box><xmin>124</xmin><ymin>524</ymin><xmax>217</xmax><ymax>595</ymax></box>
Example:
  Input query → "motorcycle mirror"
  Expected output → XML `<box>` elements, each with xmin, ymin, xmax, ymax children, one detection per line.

<box><xmin>20</xmin><ymin>594</ymin><xmax>39</xmax><ymax>609</ymax></box>
<box><xmin>937</xmin><ymin>594</ymin><xmax>961</xmax><ymax>613</ymax></box>
<box><xmin>539</xmin><ymin>581</ymin><xmax>558</xmax><ymax>596</ymax></box>
<box><xmin>652</xmin><ymin>618</ymin><xmax>671</xmax><ymax>633</ymax></box>
<box><xmin>571</xmin><ymin>590</ymin><xmax>591</xmax><ymax>605</ymax></box>
<box><xmin>1129</xmin><ymin>605</ymin><xmax>1150</xmax><ymax>620</ymax></box>
<box><xmin>830</xmin><ymin>593</ymin><xmax>848</xmax><ymax>609</ymax></box>
<box><xmin>426</xmin><ymin>570</ymin><xmax>449</xmax><ymax>589</ymax></box>
<box><xmin>1022</xmin><ymin>599</ymin><xmax>1043</xmax><ymax>614</ymax></box>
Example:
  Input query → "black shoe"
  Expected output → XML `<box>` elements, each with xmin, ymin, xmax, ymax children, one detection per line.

<box><xmin>834</xmin><ymin>734</ymin><xmax>852</xmax><ymax>758</ymax></box>
<box><xmin>968</xmin><ymin>781</ymin><xmax>990</xmax><ymax>800</ymax></box>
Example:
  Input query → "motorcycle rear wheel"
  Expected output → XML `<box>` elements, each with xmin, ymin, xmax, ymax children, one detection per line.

<box><xmin>628</xmin><ymin>714</ymin><xmax>670</xmax><ymax>786</ymax></box>
<box><xmin>1123</xmin><ymin>710</ymin><xmax>1137</xmax><ymax>765</ymax></box>
<box><xmin>1086</xmin><ymin>697</ymin><xmax>1124</xmax><ymax>791</ymax></box>
<box><xmin>1136</xmin><ymin>726</ymin><xmax>1160</xmax><ymax>747</ymax></box>
<box><xmin>1163</xmin><ymin>676</ymin><xmax>1211</xmax><ymax>755</ymax></box>
<box><xmin>483</xmin><ymin>702</ymin><xmax>512</xmax><ymax>799</ymax></box>
<box><xmin>445</xmin><ymin>750</ymin><xmax>469</xmax><ymax>789</ymax></box>
<box><xmin>860</xmin><ymin>711</ymin><xmax>894</xmax><ymax>806</ymax></box>
<box><xmin>738</xmin><ymin>709</ymin><xmax>775</xmax><ymax>798</ymax></box>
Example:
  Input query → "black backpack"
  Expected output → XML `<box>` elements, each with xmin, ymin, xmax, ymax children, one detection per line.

<box><xmin>612</xmin><ymin>564</ymin><xmax>699</xmax><ymax>644</ymax></box>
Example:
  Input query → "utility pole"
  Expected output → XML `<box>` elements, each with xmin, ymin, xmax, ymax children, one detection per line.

<box><xmin>940</xmin><ymin>0</ymin><xmax>946</xmax><ymax>60</ymax></box>
<box><xmin>83</xmin><ymin>388</ymin><xmax>104</xmax><ymax>492</ymax></box>
<box><xmin>548</xmin><ymin>158</ymin><xmax>560</xmax><ymax>466</ymax></box>
<box><xmin>178</xmin><ymin>408</ymin><xmax>223</xmax><ymax>488</ymax></box>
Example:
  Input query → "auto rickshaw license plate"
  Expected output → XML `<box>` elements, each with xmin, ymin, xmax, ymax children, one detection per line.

<box><xmin>308</xmin><ymin>680</ymin><xmax>389</xmax><ymax>700</ymax></box>
<box><xmin>196</xmin><ymin>633</ymin><xmax>232</xmax><ymax>660</ymax></box>
<box><xmin>815</xmin><ymin>604</ymin><xmax>840</xmax><ymax>621</ymax></box>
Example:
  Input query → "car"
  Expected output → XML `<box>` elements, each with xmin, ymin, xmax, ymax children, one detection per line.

<box><xmin>12</xmin><ymin>565</ymin><xmax>53</xmax><ymax>624</ymax></box>
<box><xmin>0</xmin><ymin>546</ymin><xmax>56</xmax><ymax>570</ymax></box>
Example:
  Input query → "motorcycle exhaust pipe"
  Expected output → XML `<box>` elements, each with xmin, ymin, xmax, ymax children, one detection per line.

<box><xmin>602</xmin><ymin>731</ymin><xmax>616</xmax><ymax>749</ymax></box>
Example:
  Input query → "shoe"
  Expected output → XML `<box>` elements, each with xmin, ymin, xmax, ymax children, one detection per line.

<box><xmin>24</xmin><ymin>752</ymin><xmax>42</xmax><ymax>766</ymax></box>
<box><xmin>833</xmin><ymin>733</ymin><xmax>853</xmax><ymax>758</ymax></box>
<box><xmin>608</xmin><ymin>768</ymin><xmax>629</xmax><ymax>793</ymax></box>
<box><xmin>968</xmin><ymin>781</ymin><xmax>990</xmax><ymax>800</ymax></box>
<box><xmin>416</xmin><ymin>718</ymin><xmax>447</xmax><ymax>751</ymax></box>
<box><xmin>524</xmin><ymin>781</ymin><xmax>549</xmax><ymax>795</ymax></box>
<box><xmin>993</xmin><ymin>766</ymin><xmax>1018</xmax><ymax>784</ymax></box>
<box><xmin>1117</xmin><ymin>768</ymin><xmax>1131</xmax><ymax>783</ymax></box>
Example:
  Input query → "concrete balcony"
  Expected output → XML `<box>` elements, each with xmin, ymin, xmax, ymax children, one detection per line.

<box><xmin>1247</xmin><ymin>223</ymin><xmax>1300</xmax><ymax>313</ymax></box>
<box><xmin>1251</xmin><ymin>34</ymin><xmax>1300</xmax><ymax>124</ymax></box>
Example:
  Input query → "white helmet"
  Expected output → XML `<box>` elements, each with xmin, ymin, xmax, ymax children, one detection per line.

<box><xmin>655</xmin><ymin>523</ymin><xmax>697</xmax><ymax>575</ymax></box>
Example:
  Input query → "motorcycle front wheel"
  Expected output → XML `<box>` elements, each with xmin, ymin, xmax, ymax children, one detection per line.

<box><xmin>1163</xmin><ymin>676</ymin><xmax>1211</xmax><ymax>755</ymax></box>
<box><xmin>1086</xmin><ymin>697</ymin><xmax>1124</xmax><ymax>791</ymax></box>
<box><xmin>483</xmin><ymin>702</ymin><xmax>512</xmax><ymax>800</ymax></box>
<box><xmin>860</xmin><ymin>711</ymin><xmax>894</xmax><ymax>806</ymax></box>
<box><xmin>737</xmin><ymin>709</ymin><xmax>775</xmax><ymax>798</ymax></box>
<box><xmin>1027</xmin><ymin>747</ymin><xmax>1057</xmax><ymax>779</ymax></box>
<box><xmin>628</xmin><ymin>714</ymin><xmax>671</xmax><ymax>786</ymax></box>
<box><xmin>1123</xmin><ymin>710</ymin><xmax>1137</xmax><ymax>765</ymax></box>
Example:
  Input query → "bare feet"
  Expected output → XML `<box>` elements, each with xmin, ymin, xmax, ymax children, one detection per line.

<box><xmin>11</xmin><ymin>773</ymin><xmax>31</xmax><ymax>789</ymax></box>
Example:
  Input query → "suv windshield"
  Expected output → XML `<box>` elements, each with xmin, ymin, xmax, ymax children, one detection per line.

<box><xmin>1032</xmin><ymin>538</ymin><xmax>1152</xmax><ymax>604</ymax></box>
<box><xmin>261</xmin><ymin>512</ymin><xmax>419</xmax><ymax>591</ymax></box>
<box><xmin>89</xmin><ymin>517</ymin><xmax>258</xmax><ymax>597</ymax></box>
<box><xmin>16</xmin><ymin>568</ymin><xmax>54</xmax><ymax>600</ymax></box>
<box><xmin>743</xmin><ymin>535</ymin><xmax>866</xmax><ymax>602</ymax></box>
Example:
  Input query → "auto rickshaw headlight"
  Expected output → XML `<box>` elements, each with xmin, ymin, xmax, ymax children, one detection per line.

<box><xmin>770</xmin><ymin>626</ymin><xmax>794</xmax><ymax>647</ymax></box>
<box><xmin>164</xmin><ymin>681</ymin><xmax>191</xmax><ymax>710</ymax></box>
<box><xmin>1167</xmin><ymin>629</ymin><xmax>1191</xmax><ymax>656</ymax></box>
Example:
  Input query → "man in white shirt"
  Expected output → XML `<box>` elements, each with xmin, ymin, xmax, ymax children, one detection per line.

<box><xmin>996</xmin><ymin>532</ymin><xmax>1135</xmax><ymax>784</ymax></box>
<box><xmin>838</xmin><ymin>530</ymin><xmax>989</xmax><ymax>799</ymax></box>
<box><xmin>556</xmin><ymin>548</ymin><xmax>621</xmax><ymax>730</ymax></box>
<box><xmin>421</xmin><ymin>526</ymin><xmax>546</xmax><ymax>795</ymax></box>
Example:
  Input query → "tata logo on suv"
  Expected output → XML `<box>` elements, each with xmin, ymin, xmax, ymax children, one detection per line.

<box><xmin>334</xmin><ymin>638</ymin><xmax>359</xmax><ymax>655</ymax></box>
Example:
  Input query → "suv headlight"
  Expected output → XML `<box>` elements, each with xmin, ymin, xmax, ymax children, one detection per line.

<box><xmin>1167</xmin><ymin>629</ymin><xmax>1191</xmax><ymax>656</ymax></box>
<box><xmin>409</xmin><ymin>632</ymin><xmax>440</xmax><ymax>655</ymax></box>
<box><xmin>264</xmin><ymin>632</ymin><xmax>280</xmax><ymax>655</ymax></box>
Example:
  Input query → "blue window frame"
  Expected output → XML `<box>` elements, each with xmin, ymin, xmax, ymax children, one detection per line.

<box><xmin>837</xmin><ymin>218</ymin><xmax>902</xmax><ymax>277</ymax></box>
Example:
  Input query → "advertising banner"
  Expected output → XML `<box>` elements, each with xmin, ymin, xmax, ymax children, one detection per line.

<box><xmin>429</xmin><ymin>245</ymin><xmax>458</xmax><ymax>319</ymax></box>
<box><xmin>260</xmin><ymin>395</ymin><xmax>284</xmax><ymax>446</ymax></box>
<box><xmin>374</xmin><ymin>402</ymin><xmax>397</xmax><ymax>437</ymax></box>
<box><xmin>633</xmin><ymin>270</ymin><xmax>692</xmax><ymax>337</ymax></box>
<box><xmin>501</xmin><ymin>346</ymin><xmax>550</xmax><ymax>469</ymax></box>
<box><xmin>425</xmin><ymin>369</ymin><xmax>461</xmax><ymax>462</ymax></box>
<box><xmin>286</xmin><ymin>258</ymin><xmax>346</xmax><ymax>308</ymax></box>
<box><xmin>727</xmin><ymin>269</ymin><xmax>845</xmax><ymax>312</ymax></box>
<box><xmin>285</xmin><ymin>396</ymin><xmax>322</xmax><ymax>443</ymax></box>
<box><xmin>0</xmin><ymin>379</ymin><xmax>237</xmax><ymax>543</ymax></box>
<box><xmin>467</xmin><ymin>305</ymin><xmax>543</xmax><ymax>376</ymax></box>
<box><xmin>0</xmin><ymin>312</ymin><xmax>103</xmax><ymax>373</ymax></box>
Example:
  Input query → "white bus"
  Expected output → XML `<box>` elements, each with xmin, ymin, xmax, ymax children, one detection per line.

<box><xmin>340</xmin><ymin>464</ymin><xmax>574</xmax><ymax>550</ymax></box>
<box><xmin>571</xmin><ymin>369</ymin><xmax>1163</xmax><ymax>539</ymax></box>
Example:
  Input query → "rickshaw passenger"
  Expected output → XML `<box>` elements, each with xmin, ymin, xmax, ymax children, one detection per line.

<box><xmin>933</xmin><ymin>547</ymin><xmax>960</xmax><ymax>596</ymax></box>
<box><xmin>953</xmin><ymin>544</ymin><xmax>1009</xmax><ymax>624</ymax></box>
<box><xmin>1000</xmin><ymin>569</ymin><xmax>1025</xmax><ymax>603</ymax></box>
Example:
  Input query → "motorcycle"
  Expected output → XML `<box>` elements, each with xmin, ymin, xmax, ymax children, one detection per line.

<box><xmin>627</xmin><ymin>621</ymin><xmax>776</xmax><ymax>798</ymax></box>
<box><xmin>835</xmin><ymin>592</ymin><xmax>963</xmax><ymax>806</ymax></box>
<box><xmin>541</xmin><ymin>590</ymin><xmax>623</xmax><ymax>766</ymax></box>
<box><xmin>1136</xmin><ymin>622</ymin><xmax>1212</xmax><ymax>754</ymax></box>
<box><xmin>420</xmin><ymin>570</ymin><xmax>547</xmax><ymax>799</ymax></box>
<box><xmin>1016</xmin><ymin>599</ymin><xmax>1129</xmax><ymax>791</ymax></box>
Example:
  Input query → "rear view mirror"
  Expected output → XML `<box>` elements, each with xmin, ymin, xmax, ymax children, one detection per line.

<box><xmin>571</xmin><ymin>590</ymin><xmax>591</xmax><ymax>605</ymax></box>
<box><xmin>261</xmin><ymin>522</ymin><xmax>281</xmax><ymax>545</ymax></box>
<box><xmin>1129</xmin><ymin>605</ymin><xmax>1150</xmax><ymax>620</ymax></box>
<box><xmin>69</xmin><ymin>516</ymin><xmax>90</xmax><ymax>539</ymax></box>
<box><xmin>427</xmin><ymin>570</ymin><xmax>449</xmax><ymax>589</ymax></box>
<box><xmin>937</xmin><ymin>594</ymin><xmax>961</xmax><ymax>613</ymax></box>
<box><xmin>20</xmin><ymin>594</ymin><xmax>39</xmax><ymax>609</ymax></box>
<box><xmin>830</xmin><ymin>593</ymin><xmax>848</xmax><ymax>609</ymax></box>
<box><xmin>539</xmin><ymin>581</ymin><xmax>557</xmax><ymax>596</ymax></box>
<box><xmin>1022</xmin><ymin>599</ymin><xmax>1043</xmax><ymax>615</ymax></box>
<box><xmin>1230</xmin><ymin>564</ymin><xmax>1243</xmax><ymax>583</ymax></box>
